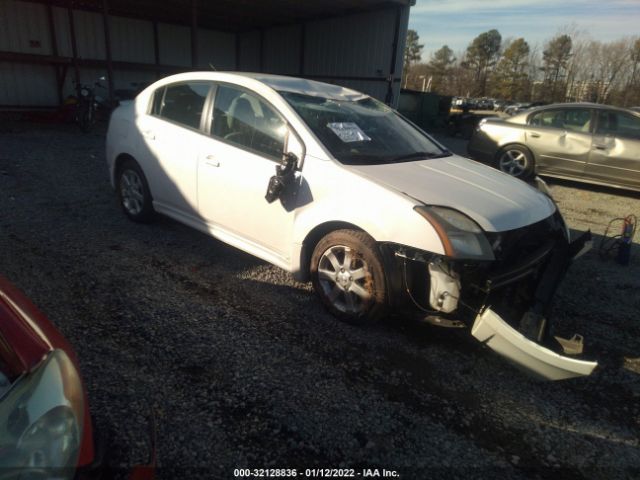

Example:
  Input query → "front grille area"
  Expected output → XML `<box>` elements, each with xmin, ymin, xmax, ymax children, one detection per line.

<box><xmin>486</xmin><ymin>211</ymin><xmax>566</xmax><ymax>268</ymax></box>
<box><xmin>455</xmin><ymin>212</ymin><xmax>568</xmax><ymax>326</ymax></box>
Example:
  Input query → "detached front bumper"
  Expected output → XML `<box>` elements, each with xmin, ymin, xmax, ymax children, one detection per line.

<box><xmin>473</xmin><ymin>229</ymin><xmax>597</xmax><ymax>380</ymax></box>
<box><xmin>471</xmin><ymin>308</ymin><xmax>597</xmax><ymax>380</ymax></box>
<box><xmin>384</xmin><ymin>223</ymin><xmax>597</xmax><ymax>381</ymax></box>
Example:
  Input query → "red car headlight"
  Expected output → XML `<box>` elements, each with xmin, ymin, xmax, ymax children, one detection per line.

<box><xmin>0</xmin><ymin>349</ymin><xmax>84</xmax><ymax>478</ymax></box>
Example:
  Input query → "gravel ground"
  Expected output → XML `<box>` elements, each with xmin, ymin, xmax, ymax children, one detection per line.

<box><xmin>1</xmin><ymin>123</ymin><xmax>639</xmax><ymax>479</ymax></box>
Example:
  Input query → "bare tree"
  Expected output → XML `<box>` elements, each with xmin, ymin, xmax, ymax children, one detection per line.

<box><xmin>622</xmin><ymin>37</ymin><xmax>640</xmax><ymax>106</ymax></box>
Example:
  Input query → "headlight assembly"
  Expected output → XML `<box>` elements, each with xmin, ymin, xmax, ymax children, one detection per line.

<box><xmin>0</xmin><ymin>350</ymin><xmax>84</xmax><ymax>478</ymax></box>
<box><xmin>415</xmin><ymin>205</ymin><xmax>495</xmax><ymax>260</ymax></box>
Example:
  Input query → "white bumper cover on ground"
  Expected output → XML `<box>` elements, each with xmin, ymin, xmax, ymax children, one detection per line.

<box><xmin>472</xmin><ymin>308</ymin><xmax>598</xmax><ymax>381</ymax></box>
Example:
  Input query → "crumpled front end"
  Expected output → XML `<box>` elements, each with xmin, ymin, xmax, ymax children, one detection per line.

<box><xmin>383</xmin><ymin>210</ymin><xmax>597</xmax><ymax>380</ymax></box>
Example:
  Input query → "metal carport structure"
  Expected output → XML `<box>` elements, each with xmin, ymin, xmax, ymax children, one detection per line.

<box><xmin>0</xmin><ymin>0</ymin><xmax>414</xmax><ymax>108</ymax></box>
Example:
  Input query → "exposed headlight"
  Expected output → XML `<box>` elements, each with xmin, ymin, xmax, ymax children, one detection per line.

<box><xmin>415</xmin><ymin>206</ymin><xmax>495</xmax><ymax>260</ymax></box>
<box><xmin>0</xmin><ymin>350</ymin><xmax>84</xmax><ymax>478</ymax></box>
<box><xmin>80</xmin><ymin>88</ymin><xmax>89</xmax><ymax>97</ymax></box>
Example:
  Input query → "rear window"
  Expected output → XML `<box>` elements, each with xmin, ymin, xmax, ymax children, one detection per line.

<box><xmin>151</xmin><ymin>82</ymin><xmax>210</xmax><ymax>130</ymax></box>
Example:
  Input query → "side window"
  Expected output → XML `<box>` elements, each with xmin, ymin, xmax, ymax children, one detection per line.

<box><xmin>530</xmin><ymin>109</ymin><xmax>591</xmax><ymax>132</ymax></box>
<box><xmin>155</xmin><ymin>82</ymin><xmax>210</xmax><ymax>130</ymax></box>
<box><xmin>150</xmin><ymin>87</ymin><xmax>164</xmax><ymax>115</ymax></box>
<box><xmin>563</xmin><ymin>109</ymin><xmax>591</xmax><ymax>133</ymax></box>
<box><xmin>597</xmin><ymin>111</ymin><xmax>640</xmax><ymax>140</ymax></box>
<box><xmin>530</xmin><ymin>110</ymin><xmax>563</xmax><ymax>128</ymax></box>
<box><xmin>211</xmin><ymin>85</ymin><xmax>286</xmax><ymax>160</ymax></box>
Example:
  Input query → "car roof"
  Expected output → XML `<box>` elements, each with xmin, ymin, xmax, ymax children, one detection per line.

<box><xmin>509</xmin><ymin>102</ymin><xmax>640</xmax><ymax>122</ymax></box>
<box><xmin>151</xmin><ymin>71</ymin><xmax>369</xmax><ymax>102</ymax></box>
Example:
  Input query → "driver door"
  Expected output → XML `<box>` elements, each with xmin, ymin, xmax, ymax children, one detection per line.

<box><xmin>196</xmin><ymin>84</ymin><xmax>301</xmax><ymax>263</ymax></box>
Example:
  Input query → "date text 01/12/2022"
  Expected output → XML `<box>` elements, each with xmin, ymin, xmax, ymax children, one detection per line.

<box><xmin>233</xmin><ymin>468</ymin><xmax>400</xmax><ymax>477</ymax></box>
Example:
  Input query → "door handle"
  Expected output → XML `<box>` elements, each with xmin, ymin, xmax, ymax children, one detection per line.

<box><xmin>141</xmin><ymin>130</ymin><xmax>155</xmax><ymax>140</ymax></box>
<box><xmin>530</xmin><ymin>132</ymin><xmax>541</xmax><ymax>138</ymax></box>
<box><xmin>204</xmin><ymin>155</ymin><xmax>220</xmax><ymax>167</ymax></box>
<box><xmin>593</xmin><ymin>144</ymin><xmax>607</xmax><ymax>150</ymax></box>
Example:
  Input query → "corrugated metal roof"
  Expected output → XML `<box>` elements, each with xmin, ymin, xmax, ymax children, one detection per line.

<box><xmin>30</xmin><ymin>0</ymin><xmax>413</xmax><ymax>31</ymax></box>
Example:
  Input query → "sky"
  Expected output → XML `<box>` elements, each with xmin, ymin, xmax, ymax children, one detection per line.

<box><xmin>409</xmin><ymin>0</ymin><xmax>640</xmax><ymax>61</ymax></box>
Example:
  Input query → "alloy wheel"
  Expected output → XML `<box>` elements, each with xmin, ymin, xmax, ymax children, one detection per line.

<box><xmin>317</xmin><ymin>245</ymin><xmax>373</xmax><ymax>314</ymax></box>
<box><xmin>120</xmin><ymin>169</ymin><xmax>145</xmax><ymax>216</ymax></box>
<box><xmin>499</xmin><ymin>149</ymin><xmax>528</xmax><ymax>176</ymax></box>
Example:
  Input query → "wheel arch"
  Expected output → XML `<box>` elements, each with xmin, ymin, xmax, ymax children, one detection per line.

<box><xmin>295</xmin><ymin>221</ymin><xmax>369</xmax><ymax>282</ymax></box>
<box><xmin>113</xmin><ymin>152</ymin><xmax>138</xmax><ymax>185</ymax></box>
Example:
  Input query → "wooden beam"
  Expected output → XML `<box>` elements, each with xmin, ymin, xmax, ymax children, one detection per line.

<box><xmin>235</xmin><ymin>32</ymin><xmax>240</xmax><ymax>70</ymax></box>
<box><xmin>45</xmin><ymin>3</ymin><xmax>64</xmax><ymax>105</ymax></box>
<box><xmin>0</xmin><ymin>51</ymin><xmax>396</xmax><ymax>85</ymax></box>
<box><xmin>259</xmin><ymin>28</ymin><xmax>265</xmax><ymax>72</ymax></box>
<box><xmin>0</xmin><ymin>51</ymin><xmax>188</xmax><ymax>74</ymax></box>
<box><xmin>102</xmin><ymin>0</ymin><xmax>115</xmax><ymax>102</ymax></box>
<box><xmin>191</xmin><ymin>0</ymin><xmax>198</xmax><ymax>67</ymax></box>
<box><xmin>385</xmin><ymin>5</ymin><xmax>402</xmax><ymax>106</ymax></box>
<box><xmin>67</xmin><ymin>7</ymin><xmax>81</xmax><ymax>96</ymax></box>
<box><xmin>298</xmin><ymin>23</ymin><xmax>305</xmax><ymax>76</ymax></box>
<box><xmin>152</xmin><ymin>19</ymin><xmax>161</xmax><ymax>79</ymax></box>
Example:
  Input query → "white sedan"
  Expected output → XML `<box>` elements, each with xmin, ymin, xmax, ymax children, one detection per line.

<box><xmin>106</xmin><ymin>72</ymin><xmax>596</xmax><ymax>380</ymax></box>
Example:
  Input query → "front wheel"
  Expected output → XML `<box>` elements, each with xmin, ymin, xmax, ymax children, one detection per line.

<box><xmin>310</xmin><ymin>230</ymin><xmax>387</xmax><ymax>325</ymax></box>
<box><xmin>78</xmin><ymin>103</ymin><xmax>95</xmax><ymax>133</ymax></box>
<box><xmin>496</xmin><ymin>145</ymin><xmax>534</xmax><ymax>179</ymax></box>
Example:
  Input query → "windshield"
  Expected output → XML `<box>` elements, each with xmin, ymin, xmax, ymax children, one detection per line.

<box><xmin>280</xmin><ymin>91</ymin><xmax>450</xmax><ymax>165</ymax></box>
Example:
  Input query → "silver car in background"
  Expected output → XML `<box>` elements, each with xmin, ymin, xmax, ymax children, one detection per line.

<box><xmin>468</xmin><ymin>103</ymin><xmax>640</xmax><ymax>191</ymax></box>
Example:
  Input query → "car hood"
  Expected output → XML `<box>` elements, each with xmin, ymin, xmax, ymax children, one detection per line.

<box><xmin>348</xmin><ymin>155</ymin><xmax>556</xmax><ymax>232</ymax></box>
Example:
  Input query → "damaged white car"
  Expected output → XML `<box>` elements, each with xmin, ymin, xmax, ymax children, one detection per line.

<box><xmin>106</xmin><ymin>72</ymin><xmax>597</xmax><ymax>380</ymax></box>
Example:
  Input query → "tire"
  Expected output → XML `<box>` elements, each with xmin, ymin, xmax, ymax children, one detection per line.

<box><xmin>310</xmin><ymin>229</ymin><xmax>387</xmax><ymax>325</ymax></box>
<box><xmin>116</xmin><ymin>159</ymin><xmax>155</xmax><ymax>223</ymax></box>
<box><xmin>78</xmin><ymin>103</ymin><xmax>95</xmax><ymax>133</ymax></box>
<box><xmin>496</xmin><ymin>145</ymin><xmax>534</xmax><ymax>179</ymax></box>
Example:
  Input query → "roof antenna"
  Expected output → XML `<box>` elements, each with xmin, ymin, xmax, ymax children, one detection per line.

<box><xmin>209</xmin><ymin>63</ymin><xmax>217</xmax><ymax>71</ymax></box>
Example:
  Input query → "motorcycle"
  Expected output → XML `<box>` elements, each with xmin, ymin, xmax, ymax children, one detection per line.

<box><xmin>75</xmin><ymin>77</ymin><xmax>147</xmax><ymax>132</ymax></box>
<box><xmin>75</xmin><ymin>77</ymin><xmax>111</xmax><ymax>132</ymax></box>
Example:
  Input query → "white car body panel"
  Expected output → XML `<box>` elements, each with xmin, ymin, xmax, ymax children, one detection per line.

<box><xmin>472</xmin><ymin>308</ymin><xmax>597</xmax><ymax>380</ymax></box>
<box><xmin>350</xmin><ymin>156</ymin><xmax>556</xmax><ymax>232</ymax></box>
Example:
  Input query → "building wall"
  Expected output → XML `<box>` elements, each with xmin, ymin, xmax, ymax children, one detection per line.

<box><xmin>250</xmin><ymin>6</ymin><xmax>409</xmax><ymax>105</ymax></box>
<box><xmin>0</xmin><ymin>0</ymin><xmax>410</xmax><ymax>107</ymax></box>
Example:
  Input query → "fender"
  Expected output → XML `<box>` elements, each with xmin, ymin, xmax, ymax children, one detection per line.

<box><xmin>289</xmin><ymin>157</ymin><xmax>445</xmax><ymax>278</ymax></box>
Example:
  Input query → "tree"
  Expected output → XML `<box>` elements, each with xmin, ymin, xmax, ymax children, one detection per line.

<box><xmin>622</xmin><ymin>38</ymin><xmax>640</xmax><ymax>106</ymax></box>
<box><xmin>403</xmin><ymin>29</ymin><xmax>423</xmax><ymax>87</ymax></box>
<box><xmin>427</xmin><ymin>45</ymin><xmax>456</xmax><ymax>92</ymax></box>
<box><xmin>492</xmin><ymin>38</ymin><xmax>530</xmax><ymax>99</ymax></box>
<box><xmin>463</xmin><ymin>29</ymin><xmax>502</xmax><ymax>96</ymax></box>
<box><xmin>542</xmin><ymin>34</ymin><xmax>573</xmax><ymax>102</ymax></box>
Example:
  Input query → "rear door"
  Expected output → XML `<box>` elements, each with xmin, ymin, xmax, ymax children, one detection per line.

<box><xmin>526</xmin><ymin>107</ymin><xmax>593</xmax><ymax>177</ymax></box>
<box><xmin>585</xmin><ymin>109</ymin><xmax>640</xmax><ymax>188</ymax></box>
<box><xmin>137</xmin><ymin>81</ymin><xmax>212</xmax><ymax>218</ymax></box>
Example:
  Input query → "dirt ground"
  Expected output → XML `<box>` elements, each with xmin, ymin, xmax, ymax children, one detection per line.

<box><xmin>1</xmin><ymin>123</ymin><xmax>639</xmax><ymax>479</ymax></box>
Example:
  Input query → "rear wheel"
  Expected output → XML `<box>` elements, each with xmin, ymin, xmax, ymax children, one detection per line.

<box><xmin>311</xmin><ymin>230</ymin><xmax>387</xmax><ymax>325</ymax></box>
<box><xmin>78</xmin><ymin>102</ymin><xmax>95</xmax><ymax>133</ymax></box>
<box><xmin>497</xmin><ymin>145</ymin><xmax>534</xmax><ymax>179</ymax></box>
<box><xmin>117</xmin><ymin>159</ymin><xmax>154</xmax><ymax>223</ymax></box>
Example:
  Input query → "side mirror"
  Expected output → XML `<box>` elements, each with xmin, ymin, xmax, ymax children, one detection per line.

<box><xmin>277</xmin><ymin>152</ymin><xmax>297</xmax><ymax>177</ymax></box>
<box><xmin>265</xmin><ymin>152</ymin><xmax>298</xmax><ymax>203</ymax></box>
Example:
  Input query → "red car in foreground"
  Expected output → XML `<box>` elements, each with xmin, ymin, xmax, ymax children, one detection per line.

<box><xmin>0</xmin><ymin>274</ymin><xmax>96</xmax><ymax>477</ymax></box>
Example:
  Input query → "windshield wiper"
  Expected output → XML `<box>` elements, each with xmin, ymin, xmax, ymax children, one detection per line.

<box><xmin>389</xmin><ymin>150</ymin><xmax>452</xmax><ymax>162</ymax></box>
